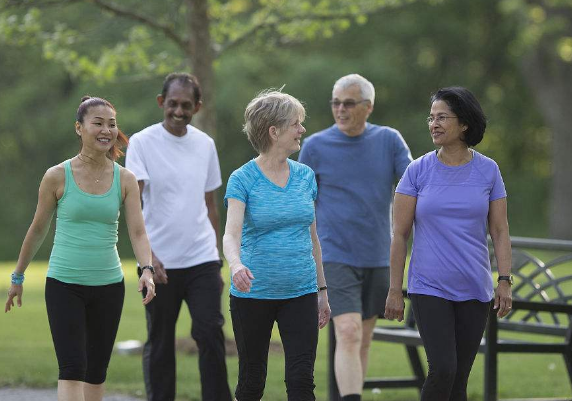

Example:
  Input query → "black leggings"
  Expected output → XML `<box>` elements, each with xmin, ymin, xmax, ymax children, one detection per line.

<box><xmin>45</xmin><ymin>277</ymin><xmax>125</xmax><ymax>384</ymax></box>
<box><xmin>230</xmin><ymin>293</ymin><xmax>319</xmax><ymax>401</ymax></box>
<box><xmin>410</xmin><ymin>294</ymin><xmax>489</xmax><ymax>401</ymax></box>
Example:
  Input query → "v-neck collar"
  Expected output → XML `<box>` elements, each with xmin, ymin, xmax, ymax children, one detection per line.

<box><xmin>251</xmin><ymin>159</ymin><xmax>293</xmax><ymax>191</ymax></box>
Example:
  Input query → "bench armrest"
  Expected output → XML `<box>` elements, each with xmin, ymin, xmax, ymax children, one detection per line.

<box><xmin>511</xmin><ymin>299</ymin><xmax>572</xmax><ymax>314</ymax></box>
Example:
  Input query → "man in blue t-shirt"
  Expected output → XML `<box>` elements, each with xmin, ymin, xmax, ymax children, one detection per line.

<box><xmin>299</xmin><ymin>74</ymin><xmax>412</xmax><ymax>401</ymax></box>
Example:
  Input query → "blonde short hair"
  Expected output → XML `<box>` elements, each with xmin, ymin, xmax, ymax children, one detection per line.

<box><xmin>243</xmin><ymin>90</ymin><xmax>306</xmax><ymax>154</ymax></box>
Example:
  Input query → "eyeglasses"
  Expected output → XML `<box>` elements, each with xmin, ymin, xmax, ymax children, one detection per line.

<box><xmin>329</xmin><ymin>99</ymin><xmax>370</xmax><ymax>109</ymax></box>
<box><xmin>426</xmin><ymin>116</ymin><xmax>458</xmax><ymax>126</ymax></box>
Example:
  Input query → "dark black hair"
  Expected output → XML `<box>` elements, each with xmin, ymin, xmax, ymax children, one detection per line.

<box><xmin>430</xmin><ymin>86</ymin><xmax>487</xmax><ymax>147</ymax></box>
<box><xmin>76</xmin><ymin>96</ymin><xmax>115</xmax><ymax>123</ymax></box>
<box><xmin>161</xmin><ymin>72</ymin><xmax>202</xmax><ymax>104</ymax></box>
<box><xmin>76</xmin><ymin>96</ymin><xmax>128</xmax><ymax>161</ymax></box>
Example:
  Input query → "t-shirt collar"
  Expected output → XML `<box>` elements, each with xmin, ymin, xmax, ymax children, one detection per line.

<box><xmin>332</xmin><ymin>122</ymin><xmax>371</xmax><ymax>140</ymax></box>
<box><xmin>159</xmin><ymin>123</ymin><xmax>191</xmax><ymax>141</ymax></box>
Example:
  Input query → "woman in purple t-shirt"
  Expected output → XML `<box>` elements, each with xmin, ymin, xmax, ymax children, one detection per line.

<box><xmin>385</xmin><ymin>87</ymin><xmax>513</xmax><ymax>400</ymax></box>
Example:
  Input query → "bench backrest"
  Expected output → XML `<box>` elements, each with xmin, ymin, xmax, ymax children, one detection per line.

<box><xmin>489</xmin><ymin>237</ymin><xmax>572</xmax><ymax>337</ymax></box>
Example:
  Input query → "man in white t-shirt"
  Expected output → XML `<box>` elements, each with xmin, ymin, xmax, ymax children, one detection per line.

<box><xmin>126</xmin><ymin>73</ymin><xmax>231</xmax><ymax>401</ymax></box>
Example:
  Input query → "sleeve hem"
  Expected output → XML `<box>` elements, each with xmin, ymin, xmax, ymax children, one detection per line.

<box><xmin>395</xmin><ymin>189</ymin><xmax>418</xmax><ymax>198</ymax></box>
<box><xmin>205</xmin><ymin>180</ymin><xmax>222</xmax><ymax>192</ymax></box>
<box><xmin>490</xmin><ymin>194</ymin><xmax>507</xmax><ymax>202</ymax></box>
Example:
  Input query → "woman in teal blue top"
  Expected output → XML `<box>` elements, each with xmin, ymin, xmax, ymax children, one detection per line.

<box><xmin>5</xmin><ymin>96</ymin><xmax>156</xmax><ymax>401</ymax></box>
<box><xmin>223</xmin><ymin>90</ymin><xmax>331</xmax><ymax>401</ymax></box>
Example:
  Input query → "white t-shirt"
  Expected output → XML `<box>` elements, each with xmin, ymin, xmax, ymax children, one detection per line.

<box><xmin>126</xmin><ymin>123</ymin><xmax>222</xmax><ymax>269</ymax></box>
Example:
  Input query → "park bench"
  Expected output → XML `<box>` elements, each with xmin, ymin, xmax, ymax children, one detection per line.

<box><xmin>327</xmin><ymin>236</ymin><xmax>572</xmax><ymax>401</ymax></box>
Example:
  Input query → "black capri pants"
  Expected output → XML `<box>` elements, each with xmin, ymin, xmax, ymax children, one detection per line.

<box><xmin>45</xmin><ymin>277</ymin><xmax>125</xmax><ymax>384</ymax></box>
<box><xmin>230</xmin><ymin>292</ymin><xmax>319</xmax><ymax>401</ymax></box>
<box><xmin>410</xmin><ymin>294</ymin><xmax>490</xmax><ymax>401</ymax></box>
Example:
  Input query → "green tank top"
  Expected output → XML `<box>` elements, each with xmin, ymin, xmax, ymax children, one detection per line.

<box><xmin>47</xmin><ymin>159</ymin><xmax>123</xmax><ymax>285</ymax></box>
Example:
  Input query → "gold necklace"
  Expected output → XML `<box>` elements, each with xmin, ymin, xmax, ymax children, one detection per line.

<box><xmin>78</xmin><ymin>154</ymin><xmax>108</xmax><ymax>183</ymax></box>
<box><xmin>437</xmin><ymin>149</ymin><xmax>473</xmax><ymax>166</ymax></box>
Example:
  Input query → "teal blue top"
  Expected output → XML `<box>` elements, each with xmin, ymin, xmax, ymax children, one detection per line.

<box><xmin>224</xmin><ymin>159</ymin><xmax>318</xmax><ymax>299</ymax></box>
<box><xmin>47</xmin><ymin>159</ymin><xmax>123</xmax><ymax>285</ymax></box>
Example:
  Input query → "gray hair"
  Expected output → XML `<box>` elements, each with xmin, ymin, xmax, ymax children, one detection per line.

<box><xmin>332</xmin><ymin>74</ymin><xmax>375</xmax><ymax>105</ymax></box>
<box><xmin>243</xmin><ymin>90</ymin><xmax>306</xmax><ymax>154</ymax></box>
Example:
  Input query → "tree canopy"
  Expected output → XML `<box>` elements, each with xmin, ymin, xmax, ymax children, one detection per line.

<box><xmin>0</xmin><ymin>0</ymin><xmax>570</xmax><ymax>260</ymax></box>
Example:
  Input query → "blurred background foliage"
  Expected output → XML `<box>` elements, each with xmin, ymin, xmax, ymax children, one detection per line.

<box><xmin>0</xmin><ymin>0</ymin><xmax>570</xmax><ymax>261</ymax></box>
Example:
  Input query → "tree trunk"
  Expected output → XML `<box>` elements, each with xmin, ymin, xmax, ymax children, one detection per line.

<box><xmin>186</xmin><ymin>0</ymin><xmax>216</xmax><ymax>137</ymax></box>
<box><xmin>520</xmin><ymin>45</ymin><xmax>572</xmax><ymax>240</ymax></box>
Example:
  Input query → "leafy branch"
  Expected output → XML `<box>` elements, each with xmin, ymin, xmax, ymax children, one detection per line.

<box><xmin>86</xmin><ymin>0</ymin><xmax>188</xmax><ymax>50</ymax></box>
<box><xmin>218</xmin><ymin>6</ymin><xmax>393</xmax><ymax>55</ymax></box>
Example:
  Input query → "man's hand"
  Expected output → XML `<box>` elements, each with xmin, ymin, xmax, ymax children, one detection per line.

<box><xmin>152</xmin><ymin>252</ymin><xmax>168</xmax><ymax>284</ymax></box>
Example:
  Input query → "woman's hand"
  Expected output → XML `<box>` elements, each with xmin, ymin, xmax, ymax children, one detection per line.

<box><xmin>494</xmin><ymin>281</ymin><xmax>512</xmax><ymax>318</ymax></box>
<box><xmin>318</xmin><ymin>290</ymin><xmax>331</xmax><ymax>329</ymax></box>
<box><xmin>384</xmin><ymin>288</ymin><xmax>405</xmax><ymax>322</ymax></box>
<box><xmin>232</xmin><ymin>264</ymin><xmax>254</xmax><ymax>293</ymax></box>
<box><xmin>5</xmin><ymin>284</ymin><xmax>23</xmax><ymax>313</ymax></box>
<box><xmin>488</xmin><ymin>198</ymin><xmax>512</xmax><ymax>319</ymax></box>
<box><xmin>138</xmin><ymin>269</ymin><xmax>156</xmax><ymax>305</ymax></box>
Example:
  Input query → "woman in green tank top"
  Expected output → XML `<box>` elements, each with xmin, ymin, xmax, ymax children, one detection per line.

<box><xmin>5</xmin><ymin>96</ymin><xmax>156</xmax><ymax>401</ymax></box>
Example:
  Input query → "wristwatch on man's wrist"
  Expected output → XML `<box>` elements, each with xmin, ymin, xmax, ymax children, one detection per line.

<box><xmin>141</xmin><ymin>265</ymin><xmax>155</xmax><ymax>275</ymax></box>
<box><xmin>497</xmin><ymin>275</ymin><xmax>513</xmax><ymax>286</ymax></box>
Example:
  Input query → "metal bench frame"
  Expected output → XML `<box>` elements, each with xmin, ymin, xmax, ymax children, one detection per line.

<box><xmin>327</xmin><ymin>236</ymin><xmax>572</xmax><ymax>401</ymax></box>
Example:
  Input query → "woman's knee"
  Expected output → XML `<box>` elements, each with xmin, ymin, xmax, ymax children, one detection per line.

<box><xmin>84</xmin><ymin>369</ymin><xmax>107</xmax><ymax>385</ymax></box>
<box><xmin>284</xmin><ymin>358</ymin><xmax>316</xmax><ymax>401</ymax></box>
<box><xmin>235</xmin><ymin>362</ymin><xmax>267</xmax><ymax>400</ymax></box>
<box><xmin>285</xmin><ymin>376</ymin><xmax>316</xmax><ymax>401</ymax></box>
<box><xmin>59</xmin><ymin>364</ymin><xmax>87</xmax><ymax>382</ymax></box>
<box><xmin>427</xmin><ymin>359</ymin><xmax>457</xmax><ymax>387</ymax></box>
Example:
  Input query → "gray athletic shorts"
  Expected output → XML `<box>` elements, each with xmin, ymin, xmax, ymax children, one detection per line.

<box><xmin>324</xmin><ymin>262</ymin><xmax>390</xmax><ymax>320</ymax></box>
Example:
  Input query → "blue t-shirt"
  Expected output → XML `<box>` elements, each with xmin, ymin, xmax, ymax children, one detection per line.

<box><xmin>396</xmin><ymin>150</ymin><xmax>507</xmax><ymax>302</ymax></box>
<box><xmin>298</xmin><ymin>123</ymin><xmax>412</xmax><ymax>267</ymax></box>
<box><xmin>224</xmin><ymin>159</ymin><xmax>318</xmax><ymax>299</ymax></box>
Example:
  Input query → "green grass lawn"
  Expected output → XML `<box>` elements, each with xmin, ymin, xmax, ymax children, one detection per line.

<box><xmin>1</xmin><ymin>260</ymin><xmax>571</xmax><ymax>400</ymax></box>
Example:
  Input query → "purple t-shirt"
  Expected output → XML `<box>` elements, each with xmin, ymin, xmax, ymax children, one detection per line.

<box><xmin>396</xmin><ymin>150</ymin><xmax>507</xmax><ymax>302</ymax></box>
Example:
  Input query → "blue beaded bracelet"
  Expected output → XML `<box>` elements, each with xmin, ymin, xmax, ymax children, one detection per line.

<box><xmin>11</xmin><ymin>272</ymin><xmax>24</xmax><ymax>285</ymax></box>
